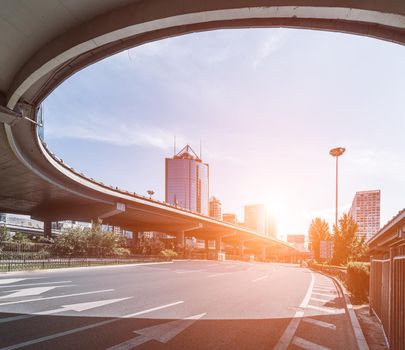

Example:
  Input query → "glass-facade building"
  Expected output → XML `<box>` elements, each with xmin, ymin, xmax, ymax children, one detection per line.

<box><xmin>165</xmin><ymin>145</ymin><xmax>209</xmax><ymax>215</ymax></box>
<box><xmin>349</xmin><ymin>190</ymin><xmax>381</xmax><ymax>240</ymax></box>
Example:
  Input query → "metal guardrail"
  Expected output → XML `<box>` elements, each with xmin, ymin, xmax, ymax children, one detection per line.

<box><xmin>370</xmin><ymin>246</ymin><xmax>405</xmax><ymax>350</ymax></box>
<box><xmin>0</xmin><ymin>257</ymin><xmax>166</xmax><ymax>272</ymax></box>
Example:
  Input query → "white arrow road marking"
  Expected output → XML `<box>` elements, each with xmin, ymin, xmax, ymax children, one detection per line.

<box><xmin>0</xmin><ymin>287</ymin><xmax>58</xmax><ymax>299</ymax></box>
<box><xmin>106</xmin><ymin>313</ymin><xmax>206</xmax><ymax>350</ymax></box>
<box><xmin>0</xmin><ymin>279</ymin><xmax>27</xmax><ymax>285</ymax></box>
<box><xmin>0</xmin><ymin>297</ymin><xmax>131</xmax><ymax>324</ymax></box>
<box><xmin>0</xmin><ymin>289</ymin><xmax>113</xmax><ymax>307</ymax></box>
<box><xmin>0</xmin><ymin>301</ymin><xmax>184</xmax><ymax>350</ymax></box>
<box><xmin>0</xmin><ymin>280</ymin><xmax>72</xmax><ymax>289</ymax></box>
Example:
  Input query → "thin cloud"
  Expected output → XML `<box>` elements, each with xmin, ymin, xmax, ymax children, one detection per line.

<box><xmin>252</xmin><ymin>30</ymin><xmax>286</xmax><ymax>69</ymax></box>
<box><xmin>46</xmin><ymin>113</ymin><xmax>183</xmax><ymax>150</ymax></box>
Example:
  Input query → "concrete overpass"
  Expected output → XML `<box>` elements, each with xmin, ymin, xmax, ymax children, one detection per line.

<box><xmin>0</xmin><ymin>1</ymin><xmax>404</xmax><ymax>257</ymax></box>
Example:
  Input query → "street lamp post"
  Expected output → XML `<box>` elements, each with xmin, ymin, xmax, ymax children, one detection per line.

<box><xmin>329</xmin><ymin>147</ymin><xmax>346</xmax><ymax>229</ymax></box>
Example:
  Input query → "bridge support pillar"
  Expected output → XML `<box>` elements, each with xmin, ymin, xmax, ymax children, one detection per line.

<box><xmin>205</xmin><ymin>239</ymin><xmax>210</xmax><ymax>260</ymax></box>
<box><xmin>44</xmin><ymin>221</ymin><xmax>52</xmax><ymax>238</ymax></box>
<box><xmin>239</xmin><ymin>241</ymin><xmax>244</xmax><ymax>261</ymax></box>
<box><xmin>215</xmin><ymin>237</ymin><xmax>221</xmax><ymax>260</ymax></box>
<box><xmin>261</xmin><ymin>246</ymin><xmax>266</xmax><ymax>262</ymax></box>
<box><xmin>176</xmin><ymin>231</ymin><xmax>185</xmax><ymax>256</ymax></box>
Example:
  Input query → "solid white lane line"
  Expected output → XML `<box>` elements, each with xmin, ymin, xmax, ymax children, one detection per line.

<box><xmin>0</xmin><ymin>289</ymin><xmax>114</xmax><ymax>307</ymax></box>
<box><xmin>310</xmin><ymin>297</ymin><xmax>335</xmax><ymax>304</ymax></box>
<box><xmin>0</xmin><ymin>281</ymin><xmax>72</xmax><ymax>289</ymax></box>
<box><xmin>0</xmin><ymin>301</ymin><xmax>184</xmax><ymax>350</ymax></box>
<box><xmin>307</xmin><ymin>305</ymin><xmax>345</xmax><ymax>314</ymax></box>
<box><xmin>292</xmin><ymin>336</ymin><xmax>331</xmax><ymax>350</ymax></box>
<box><xmin>302</xmin><ymin>318</ymin><xmax>337</xmax><ymax>331</ymax></box>
<box><xmin>252</xmin><ymin>275</ymin><xmax>268</xmax><ymax>282</ymax></box>
<box><xmin>274</xmin><ymin>270</ymin><xmax>314</xmax><ymax>350</ymax></box>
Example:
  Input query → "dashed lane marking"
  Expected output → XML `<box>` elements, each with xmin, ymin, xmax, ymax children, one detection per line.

<box><xmin>252</xmin><ymin>275</ymin><xmax>268</xmax><ymax>282</ymax></box>
<box><xmin>302</xmin><ymin>318</ymin><xmax>337</xmax><ymax>331</ymax></box>
<box><xmin>207</xmin><ymin>272</ymin><xmax>231</xmax><ymax>278</ymax></box>
<box><xmin>175</xmin><ymin>269</ymin><xmax>205</xmax><ymax>274</ymax></box>
<box><xmin>292</xmin><ymin>336</ymin><xmax>331</xmax><ymax>350</ymax></box>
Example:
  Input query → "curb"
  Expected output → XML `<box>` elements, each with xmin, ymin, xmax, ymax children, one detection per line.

<box><xmin>0</xmin><ymin>261</ymin><xmax>173</xmax><ymax>275</ymax></box>
<box><xmin>314</xmin><ymin>269</ymin><xmax>369</xmax><ymax>350</ymax></box>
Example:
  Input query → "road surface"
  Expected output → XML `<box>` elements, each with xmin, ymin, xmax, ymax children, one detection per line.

<box><xmin>0</xmin><ymin>260</ymin><xmax>359</xmax><ymax>349</ymax></box>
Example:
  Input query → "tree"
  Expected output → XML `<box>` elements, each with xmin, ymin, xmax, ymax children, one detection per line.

<box><xmin>332</xmin><ymin>213</ymin><xmax>363</xmax><ymax>265</ymax></box>
<box><xmin>12</xmin><ymin>232</ymin><xmax>32</xmax><ymax>243</ymax></box>
<box><xmin>0</xmin><ymin>225</ymin><xmax>11</xmax><ymax>242</ymax></box>
<box><xmin>308</xmin><ymin>218</ymin><xmax>331</xmax><ymax>261</ymax></box>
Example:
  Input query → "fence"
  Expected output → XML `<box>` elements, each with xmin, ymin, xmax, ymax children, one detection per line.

<box><xmin>370</xmin><ymin>245</ymin><xmax>405</xmax><ymax>350</ymax></box>
<box><xmin>0</xmin><ymin>257</ymin><xmax>165</xmax><ymax>272</ymax></box>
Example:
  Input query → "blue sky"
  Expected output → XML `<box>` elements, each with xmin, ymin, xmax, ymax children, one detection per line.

<box><xmin>44</xmin><ymin>28</ymin><xmax>405</xmax><ymax>240</ymax></box>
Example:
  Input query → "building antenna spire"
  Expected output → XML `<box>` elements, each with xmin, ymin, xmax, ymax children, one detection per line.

<box><xmin>174</xmin><ymin>135</ymin><xmax>176</xmax><ymax>156</ymax></box>
<box><xmin>200</xmin><ymin>139</ymin><xmax>202</xmax><ymax>160</ymax></box>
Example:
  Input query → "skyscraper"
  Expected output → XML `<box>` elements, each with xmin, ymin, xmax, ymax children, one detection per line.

<box><xmin>349</xmin><ymin>190</ymin><xmax>381</xmax><ymax>240</ymax></box>
<box><xmin>209</xmin><ymin>196</ymin><xmax>222</xmax><ymax>220</ymax></box>
<box><xmin>165</xmin><ymin>144</ymin><xmax>209</xmax><ymax>215</ymax></box>
<box><xmin>244</xmin><ymin>204</ymin><xmax>277</xmax><ymax>238</ymax></box>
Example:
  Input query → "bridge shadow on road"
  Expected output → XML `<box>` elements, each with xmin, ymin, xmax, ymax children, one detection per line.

<box><xmin>0</xmin><ymin>311</ymin><xmax>351</xmax><ymax>350</ymax></box>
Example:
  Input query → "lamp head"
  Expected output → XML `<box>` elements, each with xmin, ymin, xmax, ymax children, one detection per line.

<box><xmin>329</xmin><ymin>147</ymin><xmax>346</xmax><ymax>157</ymax></box>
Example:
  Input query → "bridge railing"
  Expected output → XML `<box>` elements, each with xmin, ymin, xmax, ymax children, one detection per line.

<box><xmin>370</xmin><ymin>245</ymin><xmax>405</xmax><ymax>350</ymax></box>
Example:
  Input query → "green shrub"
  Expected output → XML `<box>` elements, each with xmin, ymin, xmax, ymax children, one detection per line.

<box><xmin>159</xmin><ymin>249</ymin><xmax>177</xmax><ymax>260</ymax></box>
<box><xmin>113</xmin><ymin>247</ymin><xmax>130</xmax><ymax>257</ymax></box>
<box><xmin>346</xmin><ymin>262</ymin><xmax>370</xmax><ymax>302</ymax></box>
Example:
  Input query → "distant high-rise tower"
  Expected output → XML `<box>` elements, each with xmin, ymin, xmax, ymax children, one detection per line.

<box><xmin>165</xmin><ymin>144</ymin><xmax>209</xmax><ymax>215</ymax></box>
<box><xmin>349</xmin><ymin>190</ymin><xmax>381</xmax><ymax>240</ymax></box>
<box><xmin>209</xmin><ymin>197</ymin><xmax>222</xmax><ymax>220</ymax></box>
<box><xmin>244</xmin><ymin>204</ymin><xmax>277</xmax><ymax>238</ymax></box>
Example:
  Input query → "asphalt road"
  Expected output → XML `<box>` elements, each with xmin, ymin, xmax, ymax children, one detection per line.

<box><xmin>0</xmin><ymin>261</ymin><xmax>359</xmax><ymax>350</ymax></box>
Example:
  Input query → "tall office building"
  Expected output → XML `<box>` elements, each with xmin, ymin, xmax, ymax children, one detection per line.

<box><xmin>266</xmin><ymin>213</ymin><xmax>277</xmax><ymax>239</ymax></box>
<box><xmin>165</xmin><ymin>144</ymin><xmax>209</xmax><ymax>215</ymax></box>
<box><xmin>209</xmin><ymin>196</ymin><xmax>222</xmax><ymax>220</ymax></box>
<box><xmin>349</xmin><ymin>190</ymin><xmax>381</xmax><ymax>240</ymax></box>
<box><xmin>244</xmin><ymin>204</ymin><xmax>277</xmax><ymax>238</ymax></box>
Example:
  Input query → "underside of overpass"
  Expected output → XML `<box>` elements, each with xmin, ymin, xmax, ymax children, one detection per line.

<box><xmin>0</xmin><ymin>0</ymin><xmax>404</xmax><ymax>257</ymax></box>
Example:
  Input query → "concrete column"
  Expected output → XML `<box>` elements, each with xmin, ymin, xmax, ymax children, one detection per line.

<box><xmin>215</xmin><ymin>237</ymin><xmax>221</xmax><ymax>260</ymax></box>
<box><xmin>239</xmin><ymin>241</ymin><xmax>244</xmax><ymax>260</ymax></box>
<box><xmin>205</xmin><ymin>239</ymin><xmax>210</xmax><ymax>260</ymax></box>
<box><xmin>44</xmin><ymin>221</ymin><xmax>52</xmax><ymax>238</ymax></box>
<box><xmin>176</xmin><ymin>231</ymin><xmax>185</xmax><ymax>257</ymax></box>
<box><xmin>261</xmin><ymin>246</ymin><xmax>266</xmax><ymax>262</ymax></box>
